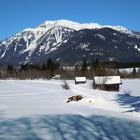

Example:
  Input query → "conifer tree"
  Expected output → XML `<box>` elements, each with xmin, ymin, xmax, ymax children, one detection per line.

<box><xmin>81</xmin><ymin>58</ymin><xmax>88</xmax><ymax>73</ymax></box>
<box><xmin>46</xmin><ymin>58</ymin><xmax>55</xmax><ymax>78</ymax></box>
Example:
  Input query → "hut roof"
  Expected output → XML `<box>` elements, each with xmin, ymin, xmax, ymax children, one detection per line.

<box><xmin>94</xmin><ymin>76</ymin><xmax>121</xmax><ymax>85</ymax></box>
<box><xmin>75</xmin><ymin>77</ymin><xmax>86</xmax><ymax>82</ymax></box>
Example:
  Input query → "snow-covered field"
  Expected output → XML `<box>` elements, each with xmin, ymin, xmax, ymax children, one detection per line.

<box><xmin>0</xmin><ymin>79</ymin><xmax>140</xmax><ymax>140</ymax></box>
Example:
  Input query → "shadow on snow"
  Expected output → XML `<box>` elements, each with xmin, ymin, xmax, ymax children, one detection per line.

<box><xmin>116</xmin><ymin>93</ymin><xmax>140</xmax><ymax>112</ymax></box>
<box><xmin>0</xmin><ymin>115</ymin><xmax>140</xmax><ymax>140</ymax></box>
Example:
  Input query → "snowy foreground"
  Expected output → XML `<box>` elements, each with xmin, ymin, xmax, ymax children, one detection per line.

<box><xmin>0</xmin><ymin>79</ymin><xmax>140</xmax><ymax>140</ymax></box>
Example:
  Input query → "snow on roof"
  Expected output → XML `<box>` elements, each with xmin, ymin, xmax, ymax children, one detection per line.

<box><xmin>94</xmin><ymin>76</ymin><xmax>121</xmax><ymax>85</ymax></box>
<box><xmin>52</xmin><ymin>75</ymin><xmax>61</xmax><ymax>79</ymax></box>
<box><xmin>75</xmin><ymin>77</ymin><xmax>86</xmax><ymax>82</ymax></box>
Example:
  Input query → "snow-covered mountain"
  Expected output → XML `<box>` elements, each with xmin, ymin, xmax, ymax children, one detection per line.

<box><xmin>0</xmin><ymin>19</ymin><xmax>140</xmax><ymax>65</ymax></box>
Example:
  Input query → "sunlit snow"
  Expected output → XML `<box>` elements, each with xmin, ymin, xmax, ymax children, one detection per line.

<box><xmin>0</xmin><ymin>79</ymin><xmax>140</xmax><ymax>139</ymax></box>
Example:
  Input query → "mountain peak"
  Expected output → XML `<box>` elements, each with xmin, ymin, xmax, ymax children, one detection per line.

<box><xmin>39</xmin><ymin>19</ymin><xmax>81</xmax><ymax>30</ymax></box>
<box><xmin>41</xmin><ymin>19</ymin><xmax>102</xmax><ymax>30</ymax></box>
<box><xmin>38</xmin><ymin>19</ymin><xmax>132</xmax><ymax>34</ymax></box>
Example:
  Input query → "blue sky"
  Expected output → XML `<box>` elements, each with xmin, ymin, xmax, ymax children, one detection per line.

<box><xmin>0</xmin><ymin>0</ymin><xmax>140</xmax><ymax>40</ymax></box>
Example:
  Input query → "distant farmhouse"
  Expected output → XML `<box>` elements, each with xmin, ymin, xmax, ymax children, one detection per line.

<box><xmin>52</xmin><ymin>74</ymin><xmax>61</xmax><ymax>79</ymax></box>
<box><xmin>75</xmin><ymin>77</ymin><xmax>86</xmax><ymax>84</ymax></box>
<box><xmin>93</xmin><ymin>76</ymin><xmax>122</xmax><ymax>91</ymax></box>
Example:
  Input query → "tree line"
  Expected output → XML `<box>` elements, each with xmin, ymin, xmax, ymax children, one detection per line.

<box><xmin>0</xmin><ymin>58</ymin><xmax>140</xmax><ymax>79</ymax></box>
<box><xmin>0</xmin><ymin>58</ymin><xmax>60</xmax><ymax>79</ymax></box>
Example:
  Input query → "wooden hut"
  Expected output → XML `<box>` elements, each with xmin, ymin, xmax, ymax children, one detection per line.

<box><xmin>75</xmin><ymin>77</ymin><xmax>86</xmax><ymax>84</ymax></box>
<box><xmin>93</xmin><ymin>76</ymin><xmax>122</xmax><ymax>91</ymax></box>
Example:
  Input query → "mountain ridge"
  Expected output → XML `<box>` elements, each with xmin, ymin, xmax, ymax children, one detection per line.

<box><xmin>0</xmin><ymin>19</ymin><xmax>140</xmax><ymax>65</ymax></box>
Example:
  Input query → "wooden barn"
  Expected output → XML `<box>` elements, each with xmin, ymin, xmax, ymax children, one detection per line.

<box><xmin>75</xmin><ymin>77</ymin><xmax>86</xmax><ymax>84</ymax></box>
<box><xmin>93</xmin><ymin>76</ymin><xmax>122</xmax><ymax>91</ymax></box>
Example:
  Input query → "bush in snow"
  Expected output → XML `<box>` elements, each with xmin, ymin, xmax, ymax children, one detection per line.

<box><xmin>61</xmin><ymin>80</ymin><xmax>70</xmax><ymax>90</ymax></box>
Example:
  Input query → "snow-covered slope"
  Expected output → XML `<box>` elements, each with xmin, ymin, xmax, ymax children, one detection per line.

<box><xmin>0</xmin><ymin>21</ymin><xmax>75</xmax><ymax>64</ymax></box>
<box><xmin>39</xmin><ymin>19</ymin><xmax>135</xmax><ymax>35</ymax></box>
